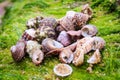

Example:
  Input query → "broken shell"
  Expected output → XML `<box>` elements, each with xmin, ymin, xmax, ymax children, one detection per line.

<box><xmin>53</xmin><ymin>63</ymin><xmax>72</xmax><ymax>77</ymax></box>
<box><xmin>10</xmin><ymin>39</ymin><xmax>26</xmax><ymax>62</ymax></box>
<box><xmin>81</xmin><ymin>24</ymin><xmax>98</xmax><ymax>37</ymax></box>
<box><xmin>87</xmin><ymin>49</ymin><xmax>101</xmax><ymax>64</ymax></box>
<box><xmin>92</xmin><ymin>37</ymin><xmax>105</xmax><ymax>50</ymax></box>
<box><xmin>42</xmin><ymin>38</ymin><xmax>64</xmax><ymax>53</ymax></box>
<box><xmin>59</xmin><ymin>48</ymin><xmax>74</xmax><ymax>64</ymax></box>
<box><xmin>22</xmin><ymin>28</ymin><xmax>36</xmax><ymax>41</ymax></box>
<box><xmin>26</xmin><ymin>40</ymin><xmax>44</xmax><ymax>65</ymax></box>
<box><xmin>57</xmin><ymin>31</ymin><xmax>71</xmax><ymax>47</ymax></box>
<box><xmin>32</xmin><ymin>49</ymin><xmax>44</xmax><ymax>65</ymax></box>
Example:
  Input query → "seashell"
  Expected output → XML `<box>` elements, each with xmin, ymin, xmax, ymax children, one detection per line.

<box><xmin>67</xmin><ymin>30</ymin><xmax>82</xmax><ymax>41</ymax></box>
<box><xmin>81</xmin><ymin>4</ymin><xmax>93</xmax><ymax>18</ymax></box>
<box><xmin>56</xmin><ymin>14</ymin><xmax>76</xmax><ymax>32</ymax></box>
<box><xmin>72</xmin><ymin>49</ymin><xmax>84</xmax><ymax>66</ymax></box>
<box><xmin>81</xmin><ymin>24</ymin><xmax>98</xmax><ymax>37</ymax></box>
<box><xmin>10</xmin><ymin>39</ymin><xmax>26</xmax><ymax>62</ymax></box>
<box><xmin>73</xmin><ymin>37</ymin><xmax>94</xmax><ymax>66</ymax></box>
<box><xmin>32</xmin><ymin>49</ymin><xmax>44</xmax><ymax>65</ymax></box>
<box><xmin>74</xmin><ymin>12</ymin><xmax>89</xmax><ymax>29</ymax></box>
<box><xmin>26</xmin><ymin>16</ymin><xmax>43</xmax><ymax>29</ymax></box>
<box><xmin>42</xmin><ymin>38</ymin><xmax>64</xmax><ymax>53</ymax></box>
<box><xmin>39</xmin><ymin>17</ymin><xmax>57</xmax><ymax>29</ymax></box>
<box><xmin>35</xmin><ymin>26</ymin><xmax>56</xmax><ymax>43</ymax></box>
<box><xmin>53</xmin><ymin>63</ymin><xmax>72</xmax><ymax>77</ymax></box>
<box><xmin>22</xmin><ymin>28</ymin><xmax>36</xmax><ymax>41</ymax></box>
<box><xmin>92</xmin><ymin>37</ymin><xmax>105</xmax><ymax>50</ymax></box>
<box><xmin>26</xmin><ymin>40</ymin><xmax>44</xmax><ymax>65</ymax></box>
<box><xmin>57</xmin><ymin>31</ymin><xmax>71</xmax><ymax>47</ymax></box>
<box><xmin>59</xmin><ymin>48</ymin><xmax>74</xmax><ymax>64</ymax></box>
<box><xmin>87</xmin><ymin>49</ymin><xmax>101</xmax><ymax>64</ymax></box>
<box><xmin>66</xmin><ymin>11</ymin><xmax>76</xmax><ymax>19</ymax></box>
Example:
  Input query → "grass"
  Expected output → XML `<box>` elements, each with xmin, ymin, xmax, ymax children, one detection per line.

<box><xmin>0</xmin><ymin>0</ymin><xmax>120</xmax><ymax>80</ymax></box>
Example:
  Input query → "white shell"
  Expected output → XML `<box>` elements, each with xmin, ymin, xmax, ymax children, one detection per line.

<box><xmin>87</xmin><ymin>49</ymin><xmax>101</xmax><ymax>64</ymax></box>
<box><xmin>53</xmin><ymin>63</ymin><xmax>72</xmax><ymax>77</ymax></box>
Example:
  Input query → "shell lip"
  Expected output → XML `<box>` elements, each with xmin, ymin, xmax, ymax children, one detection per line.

<box><xmin>53</xmin><ymin>63</ymin><xmax>72</xmax><ymax>77</ymax></box>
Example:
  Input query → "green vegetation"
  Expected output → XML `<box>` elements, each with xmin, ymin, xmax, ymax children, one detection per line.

<box><xmin>0</xmin><ymin>0</ymin><xmax>120</xmax><ymax>80</ymax></box>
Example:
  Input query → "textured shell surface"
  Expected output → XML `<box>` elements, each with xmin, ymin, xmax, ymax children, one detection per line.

<box><xmin>10</xmin><ymin>39</ymin><xmax>26</xmax><ymax>62</ymax></box>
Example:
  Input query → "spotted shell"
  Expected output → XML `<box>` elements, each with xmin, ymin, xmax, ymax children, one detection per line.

<box><xmin>35</xmin><ymin>26</ymin><xmax>56</xmax><ymax>43</ymax></box>
<box><xmin>22</xmin><ymin>28</ymin><xmax>36</xmax><ymax>41</ymax></box>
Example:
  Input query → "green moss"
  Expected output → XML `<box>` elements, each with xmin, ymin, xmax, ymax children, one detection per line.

<box><xmin>0</xmin><ymin>0</ymin><xmax>120</xmax><ymax>80</ymax></box>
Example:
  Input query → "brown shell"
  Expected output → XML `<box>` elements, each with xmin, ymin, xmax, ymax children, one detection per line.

<box><xmin>10</xmin><ymin>39</ymin><xmax>26</xmax><ymax>62</ymax></box>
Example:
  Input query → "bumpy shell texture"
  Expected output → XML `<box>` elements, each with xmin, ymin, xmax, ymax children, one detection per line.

<box><xmin>10</xmin><ymin>39</ymin><xmax>26</xmax><ymax>62</ymax></box>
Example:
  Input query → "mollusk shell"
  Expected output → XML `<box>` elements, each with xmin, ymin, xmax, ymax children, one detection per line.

<box><xmin>81</xmin><ymin>24</ymin><xmax>98</xmax><ymax>37</ymax></box>
<box><xmin>22</xmin><ymin>28</ymin><xmax>36</xmax><ymax>41</ymax></box>
<box><xmin>59</xmin><ymin>48</ymin><xmax>74</xmax><ymax>64</ymax></box>
<box><xmin>10</xmin><ymin>39</ymin><xmax>26</xmax><ymax>62</ymax></box>
<box><xmin>87</xmin><ymin>49</ymin><xmax>101</xmax><ymax>64</ymax></box>
<box><xmin>53</xmin><ymin>63</ymin><xmax>73</xmax><ymax>77</ymax></box>
<box><xmin>57</xmin><ymin>31</ymin><xmax>71</xmax><ymax>47</ymax></box>
<box><xmin>42</xmin><ymin>38</ymin><xmax>63</xmax><ymax>53</ymax></box>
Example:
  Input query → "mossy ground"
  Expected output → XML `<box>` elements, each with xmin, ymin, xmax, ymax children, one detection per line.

<box><xmin>0</xmin><ymin>0</ymin><xmax>120</xmax><ymax>80</ymax></box>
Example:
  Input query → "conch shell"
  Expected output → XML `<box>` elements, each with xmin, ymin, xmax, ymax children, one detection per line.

<box><xmin>81</xmin><ymin>24</ymin><xmax>98</xmax><ymax>37</ymax></box>
<box><xmin>26</xmin><ymin>40</ymin><xmax>44</xmax><ymax>65</ymax></box>
<box><xmin>10</xmin><ymin>39</ymin><xmax>26</xmax><ymax>62</ymax></box>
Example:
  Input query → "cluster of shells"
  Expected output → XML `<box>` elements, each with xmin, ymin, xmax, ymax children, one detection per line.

<box><xmin>11</xmin><ymin>4</ymin><xmax>105</xmax><ymax>73</ymax></box>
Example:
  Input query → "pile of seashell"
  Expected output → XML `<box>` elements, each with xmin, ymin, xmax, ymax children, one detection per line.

<box><xmin>10</xmin><ymin>4</ymin><xmax>105</xmax><ymax>73</ymax></box>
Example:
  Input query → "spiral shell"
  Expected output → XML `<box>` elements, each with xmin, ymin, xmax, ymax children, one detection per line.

<box><xmin>10</xmin><ymin>39</ymin><xmax>26</xmax><ymax>62</ymax></box>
